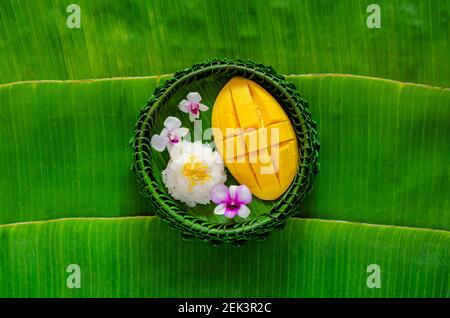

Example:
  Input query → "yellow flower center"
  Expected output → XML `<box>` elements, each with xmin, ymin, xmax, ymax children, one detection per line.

<box><xmin>182</xmin><ymin>156</ymin><xmax>211</xmax><ymax>189</ymax></box>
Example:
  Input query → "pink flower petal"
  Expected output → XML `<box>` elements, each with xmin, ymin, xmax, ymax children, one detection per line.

<box><xmin>178</xmin><ymin>100</ymin><xmax>190</xmax><ymax>113</ymax></box>
<box><xmin>164</xmin><ymin>116</ymin><xmax>181</xmax><ymax>131</ymax></box>
<box><xmin>187</xmin><ymin>92</ymin><xmax>201</xmax><ymax>103</ymax></box>
<box><xmin>237</xmin><ymin>205</ymin><xmax>251</xmax><ymax>219</ymax></box>
<box><xmin>199</xmin><ymin>103</ymin><xmax>209</xmax><ymax>111</ymax></box>
<box><xmin>210</xmin><ymin>184</ymin><xmax>229</xmax><ymax>204</ymax></box>
<box><xmin>224</xmin><ymin>209</ymin><xmax>238</xmax><ymax>218</ymax></box>
<box><xmin>228</xmin><ymin>185</ymin><xmax>238</xmax><ymax>200</ymax></box>
<box><xmin>236</xmin><ymin>185</ymin><xmax>252</xmax><ymax>205</ymax></box>
<box><xmin>168</xmin><ymin>134</ymin><xmax>180</xmax><ymax>144</ymax></box>
<box><xmin>150</xmin><ymin>134</ymin><xmax>168</xmax><ymax>152</ymax></box>
<box><xmin>214</xmin><ymin>203</ymin><xmax>226</xmax><ymax>215</ymax></box>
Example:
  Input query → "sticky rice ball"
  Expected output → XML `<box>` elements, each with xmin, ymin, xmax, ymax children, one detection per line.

<box><xmin>162</xmin><ymin>140</ymin><xmax>227</xmax><ymax>207</ymax></box>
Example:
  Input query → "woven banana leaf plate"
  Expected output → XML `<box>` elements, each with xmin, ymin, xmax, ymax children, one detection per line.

<box><xmin>132</xmin><ymin>59</ymin><xmax>319</xmax><ymax>245</ymax></box>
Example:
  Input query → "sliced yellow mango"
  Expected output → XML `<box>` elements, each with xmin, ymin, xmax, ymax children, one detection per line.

<box><xmin>212</xmin><ymin>77</ymin><xmax>299</xmax><ymax>200</ymax></box>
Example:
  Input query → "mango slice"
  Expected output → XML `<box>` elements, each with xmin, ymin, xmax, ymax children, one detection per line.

<box><xmin>212</xmin><ymin>77</ymin><xmax>299</xmax><ymax>200</ymax></box>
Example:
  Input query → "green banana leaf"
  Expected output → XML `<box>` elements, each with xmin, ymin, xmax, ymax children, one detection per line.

<box><xmin>0</xmin><ymin>217</ymin><xmax>448</xmax><ymax>297</ymax></box>
<box><xmin>0</xmin><ymin>0</ymin><xmax>449</xmax><ymax>298</ymax></box>
<box><xmin>0</xmin><ymin>0</ymin><xmax>448</xmax><ymax>86</ymax></box>
<box><xmin>0</xmin><ymin>75</ymin><xmax>448</xmax><ymax>229</ymax></box>
<box><xmin>295</xmin><ymin>75</ymin><xmax>450</xmax><ymax>231</ymax></box>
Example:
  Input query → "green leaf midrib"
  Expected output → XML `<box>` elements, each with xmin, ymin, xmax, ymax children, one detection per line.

<box><xmin>1</xmin><ymin>215</ymin><xmax>449</xmax><ymax>236</ymax></box>
<box><xmin>0</xmin><ymin>73</ymin><xmax>448</xmax><ymax>91</ymax></box>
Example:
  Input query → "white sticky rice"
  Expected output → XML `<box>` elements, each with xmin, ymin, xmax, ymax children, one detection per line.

<box><xmin>162</xmin><ymin>140</ymin><xmax>227</xmax><ymax>207</ymax></box>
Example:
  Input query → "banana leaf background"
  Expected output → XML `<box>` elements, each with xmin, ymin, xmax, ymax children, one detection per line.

<box><xmin>0</xmin><ymin>0</ymin><xmax>449</xmax><ymax>297</ymax></box>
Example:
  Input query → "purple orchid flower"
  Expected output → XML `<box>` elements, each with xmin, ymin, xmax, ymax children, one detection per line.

<box><xmin>150</xmin><ymin>116</ymin><xmax>189</xmax><ymax>152</ymax></box>
<box><xmin>211</xmin><ymin>184</ymin><xmax>252</xmax><ymax>219</ymax></box>
<box><xmin>179</xmin><ymin>92</ymin><xmax>209</xmax><ymax>122</ymax></box>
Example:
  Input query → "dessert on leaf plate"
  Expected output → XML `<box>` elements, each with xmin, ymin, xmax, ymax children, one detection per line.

<box><xmin>132</xmin><ymin>59</ymin><xmax>319</xmax><ymax>245</ymax></box>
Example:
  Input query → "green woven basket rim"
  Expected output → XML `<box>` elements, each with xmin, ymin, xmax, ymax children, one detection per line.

<box><xmin>132</xmin><ymin>59</ymin><xmax>320</xmax><ymax>245</ymax></box>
